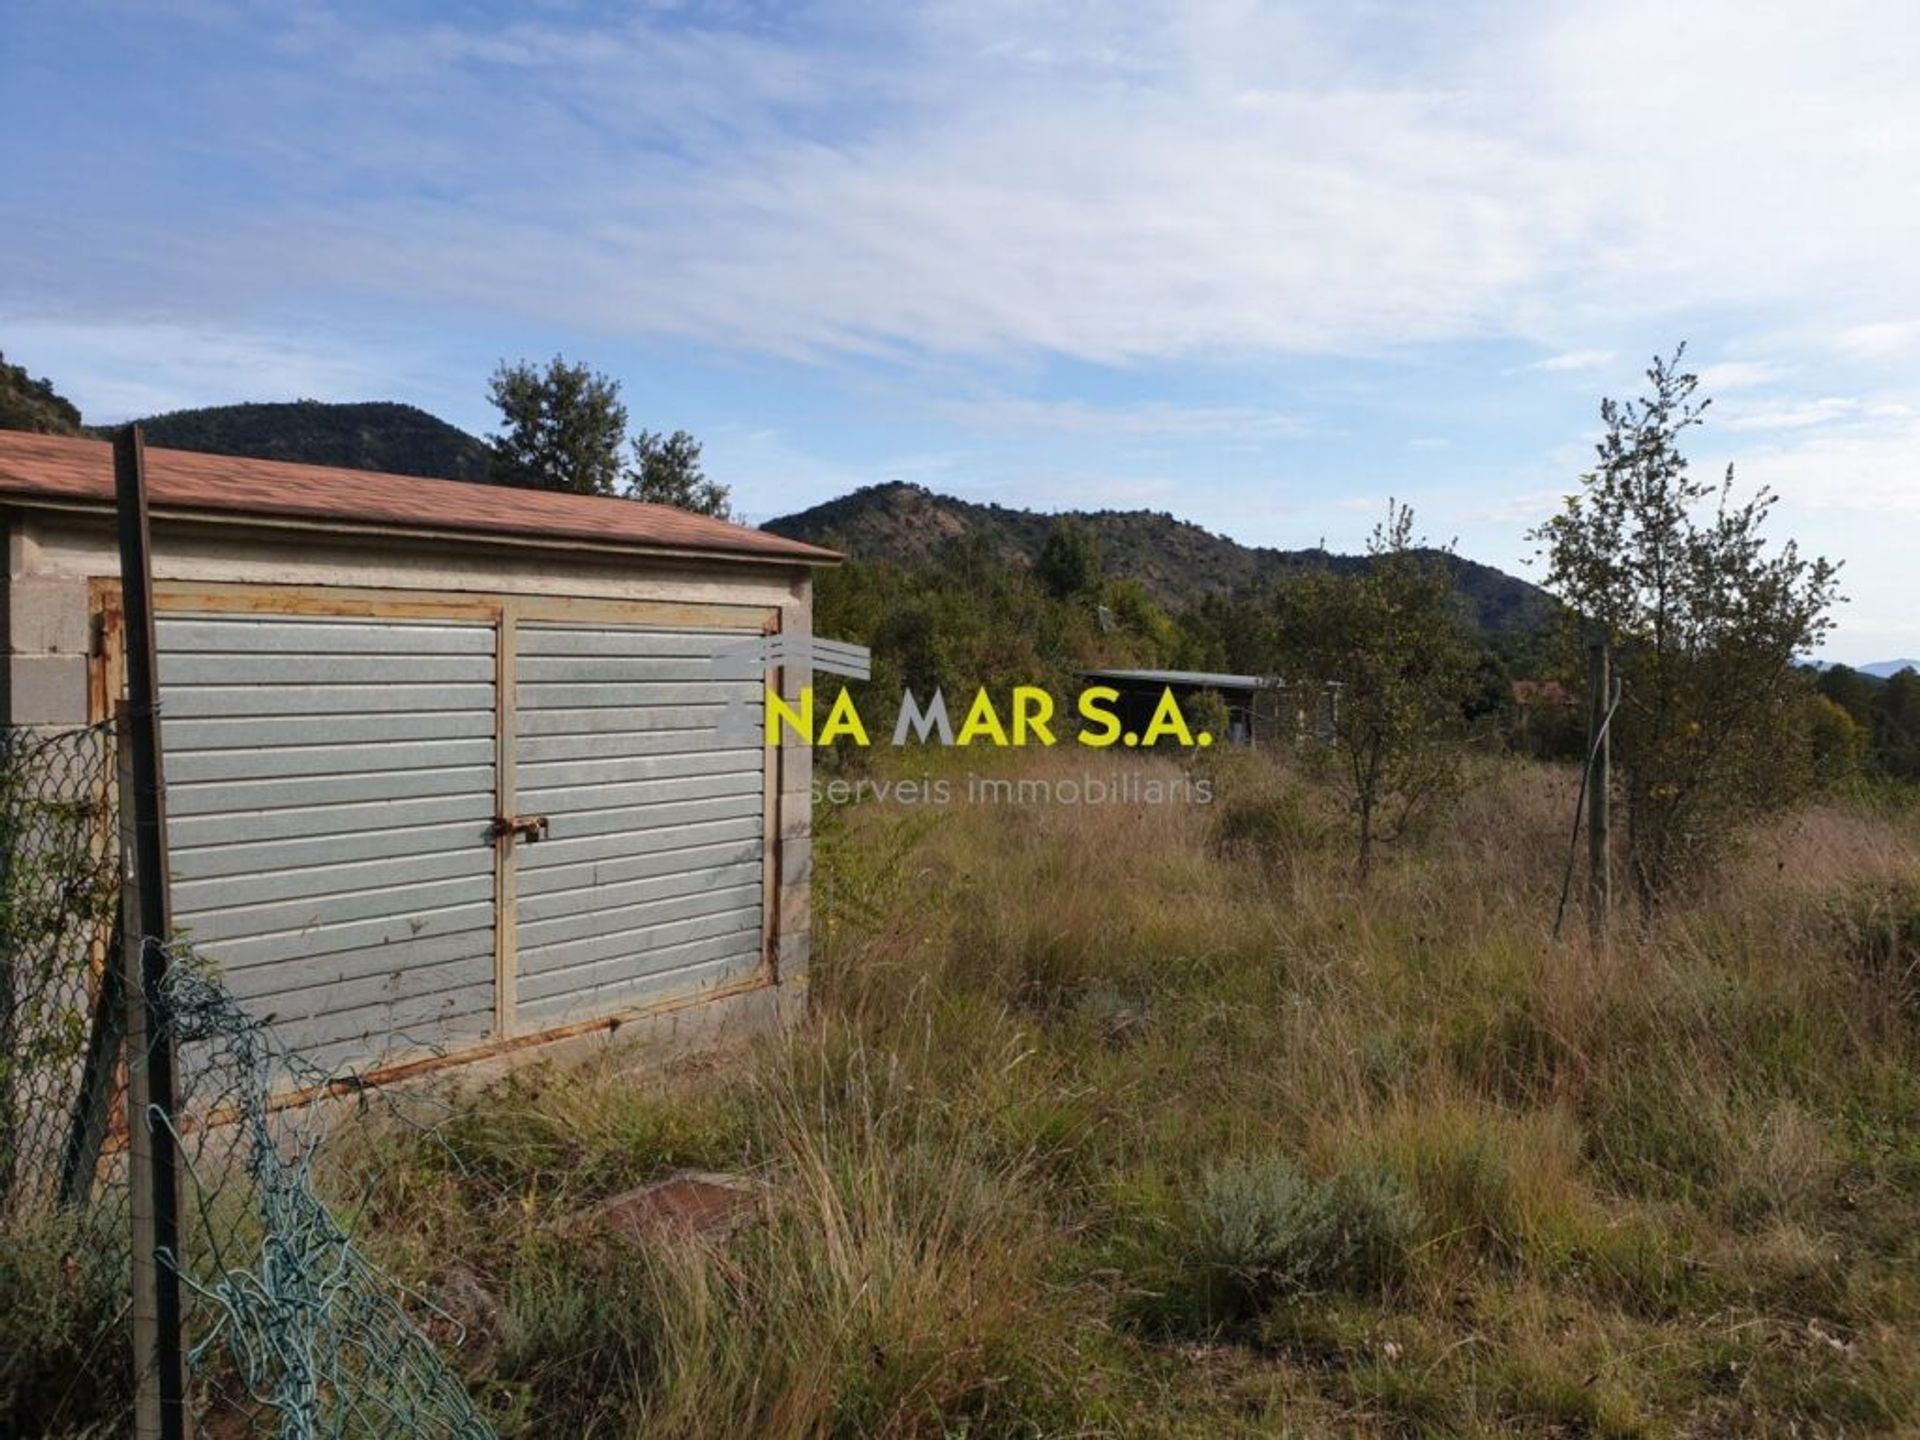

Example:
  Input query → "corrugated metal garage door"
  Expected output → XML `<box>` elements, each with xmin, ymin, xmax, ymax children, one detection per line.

<box><xmin>513</xmin><ymin>623</ymin><xmax>765</xmax><ymax>1031</ymax></box>
<box><xmin>158</xmin><ymin>615</ymin><xmax>499</xmax><ymax>1074</ymax></box>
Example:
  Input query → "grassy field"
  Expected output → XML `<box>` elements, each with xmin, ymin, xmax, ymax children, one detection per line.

<box><xmin>340</xmin><ymin>747</ymin><xmax>1920</xmax><ymax>1438</ymax></box>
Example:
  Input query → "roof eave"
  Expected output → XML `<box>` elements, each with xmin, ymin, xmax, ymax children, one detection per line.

<box><xmin>0</xmin><ymin>493</ymin><xmax>844</xmax><ymax>569</ymax></box>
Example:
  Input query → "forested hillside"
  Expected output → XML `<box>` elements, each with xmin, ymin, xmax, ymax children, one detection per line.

<box><xmin>126</xmin><ymin>400</ymin><xmax>493</xmax><ymax>483</ymax></box>
<box><xmin>768</xmin><ymin>480</ymin><xmax>1552</xmax><ymax>636</ymax></box>
<box><xmin>0</xmin><ymin>351</ymin><xmax>85</xmax><ymax>435</ymax></box>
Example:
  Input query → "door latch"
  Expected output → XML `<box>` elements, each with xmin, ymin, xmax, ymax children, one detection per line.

<box><xmin>491</xmin><ymin>813</ymin><xmax>550</xmax><ymax>843</ymax></box>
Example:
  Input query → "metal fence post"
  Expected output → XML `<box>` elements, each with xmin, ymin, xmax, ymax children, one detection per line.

<box><xmin>1585</xmin><ymin>626</ymin><xmax>1612</xmax><ymax>942</ymax></box>
<box><xmin>116</xmin><ymin>427</ymin><xmax>189</xmax><ymax>1439</ymax></box>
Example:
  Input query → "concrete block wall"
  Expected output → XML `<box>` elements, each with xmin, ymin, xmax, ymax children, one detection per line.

<box><xmin>4</xmin><ymin>519</ymin><xmax>94</xmax><ymax>729</ymax></box>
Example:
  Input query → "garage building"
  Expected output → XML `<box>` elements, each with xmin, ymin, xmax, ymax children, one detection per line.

<box><xmin>0</xmin><ymin>430</ymin><xmax>837</xmax><ymax>1077</ymax></box>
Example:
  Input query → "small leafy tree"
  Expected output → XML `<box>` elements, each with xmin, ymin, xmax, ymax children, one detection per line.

<box><xmin>1275</xmin><ymin>502</ymin><xmax>1473</xmax><ymax>881</ymax></box>
<box><xmin>1530</xmin><ymin>348</ymin><xmax>1842</xmax><ymax>902</ymax></box>
<box><xmin>626</xmin><ymin>428</ymin><xmax>733</xmax><ymax>518</ymax></box>
<box><xmin>486</xmin><ymin>356</ymin><xmax>629</xmax><ymax>495</ymax></box>
<box><xmin>1036</xmin><ymin>517</ymin><xmax>1104</xmax><ymax>599</ymax></box>
<box><xmin>1872</xmin><ymin>669</ymin><xmax>1920</xmax><ymax>780</ymax></box>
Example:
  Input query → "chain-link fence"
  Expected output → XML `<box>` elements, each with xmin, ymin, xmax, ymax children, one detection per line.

<box><xmin>0</xmin><ymin>722</ymin><xmax>129</xmax><ymax>1437</ymax></box>
<box><xmin>151</xmin><ymin>950</ymin><xmax>494</xmax><ymax>1439</ymax></box>
<box><xmin>0</xmin><ymin>723</ymin><xmax>121</xmax><ymax>1211</ymax></box>
<box><xmin>2</xmin><ymin>725</ymin><xmax>496</xmax><ymax>1439</ymax></box>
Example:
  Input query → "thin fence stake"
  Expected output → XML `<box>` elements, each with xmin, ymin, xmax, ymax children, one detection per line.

<box><xmin>1585</xmin><ymin>626</ymin><xmax>1613</xmax><ymax>943</ymax></box>
<box><xmin>55</xmin><ymin>933</ymin><xmax>123</xmax><ymax>1210</ymax></box>
<box><xmin>116</xmin><ymin>426</ymin><xmax>190</xmax><ymax>1440</ymax></box>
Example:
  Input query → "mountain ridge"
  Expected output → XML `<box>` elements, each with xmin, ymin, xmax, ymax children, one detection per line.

<box><xmin>121</xmin><ymin>400</ymin><xmax>494</xmax><ymax>483</ymax></box>
<box><xmin>0</xmin><ymin>371</ymin><xmax>1555</xmax><ymax>638</ymax></box>
<box><xmin>766</xmin><ymin>480</ymin><xmax>1553</xmax><ymax>635</ymax></box>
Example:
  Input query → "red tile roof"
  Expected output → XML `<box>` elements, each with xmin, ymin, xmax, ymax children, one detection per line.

<box><xmin>0</xmin><ymin>431</ymin><xmax>840</xmax><ymax>565</ymax></box>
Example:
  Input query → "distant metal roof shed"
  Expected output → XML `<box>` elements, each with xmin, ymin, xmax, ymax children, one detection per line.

<box><xmin>1083</xmin><ymin>667</ymin><xmax>1269</xmax><ymax>691</ymax></box>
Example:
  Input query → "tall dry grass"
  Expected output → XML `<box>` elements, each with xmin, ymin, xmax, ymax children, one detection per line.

<box><xmin>335</xmin><ymin>747</ymin><xmax>1920</xmax><ymax>1437</ymax></box>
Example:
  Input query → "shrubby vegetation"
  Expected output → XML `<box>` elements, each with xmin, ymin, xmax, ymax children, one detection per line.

<box><xmin>1275</xmin><ymin>502</ymin><xmax>1475</xmax><ymax>878</ymax></box>
<box><xmin>0</xmin><ymin>350</ymin><xmax>84</xmax><ymax>436</ymax></box>
<box><xmin>1818</xmin><ymin>664</ymin><xmax>1920</xmax><ymax>783</ymax></box>
<box><xmin>1533</xmin><ymin>349</ymin><xmax>1844</xmax><ymax>902</ymax></box>
<box><xmin>306</xmin><ymin>745</ymin><xmax>1920</xmax><ymax>1437</ymax></box>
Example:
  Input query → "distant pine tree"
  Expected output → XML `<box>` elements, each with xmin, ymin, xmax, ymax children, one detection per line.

<box><xmin>487</xmin><ymin>357</ymin><xmax>629</xmax><ymax>495</ymax></box>
<box><xmin>626</xmin><ymin>429</ymin><xmax>732</xmax><ymax>519</ymax></box>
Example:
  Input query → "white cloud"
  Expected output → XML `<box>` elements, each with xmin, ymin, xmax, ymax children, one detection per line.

<box><xmin>1530</xmin><ymin>350</ymin><xmax>1615</xmax><ymax>373</ymax></box>
<box><xmin>1466</xmin><ymin>487</ymin><xmax>1576</xmax><ymax>525</ymax></box>
<box><xmin>1732</xmin><ymin>422</ymin><xmax>1920</xmax><ymax>513</ymax></box>
<box><xmin>934</xmin><ymin>397</ymin><xmax>1307</xmax><ymax>439</ymax></box>
<box><xmin>1835</xmin><ymin>320</ymin><xmax>1920</xmax><ymax>359</ymax></box>
<box><xmin>18</xmin><ymin>1</ymin><xmax>1918</xmax><ymax>367</ymax></box>
<box><xmin>1720</xmin><ymin>397</ymin><xmax>1862</xmax><ymax>431</ymax></box>
<box><xmin>1696</xmin><ymin>361</ymin><xmax>1783</xmax><ymax>391</ymax></box>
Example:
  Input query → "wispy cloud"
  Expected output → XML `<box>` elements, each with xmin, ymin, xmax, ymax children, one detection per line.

<box><xmin>5</xmin><ymin>0</ymin><xmax>1920</xmax><ymax>655</ymax></box>
<box><xmin>1731</xmin><ymin>420</ymin><xmax>1920</xmax><ymax>513</ymax></box>
<box><xmin>1835</xmin><ymin>320</ymin><xmax>1920</xmax><ymax>359</ymax></box>
<box><xmin>1720</xmin><ymin>397</ymin><xmax>1863</xmax><ymax>431</ymax></box>
<box><xmin>1696</xmin><ymin>361</ymin><xmax>1783</xmax><ymax>391</ymax></box>
<box><xmin>0</xmin><ymin>315</ymin><xmax>410</xmax><ymax>423</ymax></box>
<box><xmin>934</xmin><ymin>396</ymin><xmax>1307</xmax><ymax>440</ymax></box>
<box><xmin>13</xmin><ymin>1</ymin><xmax>1920</xmax><ymax>367</ymax></box>
<box><xmin>1529</xmin><ymin>350</ymin><xmax>1615</xmax><ymax>373</ymax></box>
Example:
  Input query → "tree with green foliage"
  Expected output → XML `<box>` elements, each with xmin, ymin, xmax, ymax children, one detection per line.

<box><xmin>0</xmin><ymin>351</ymin><xmax>84</xmax><ymax>435</ymax></box>
<box><xmin>627</xmin><ymin>428</ymin><xmax>732</xmax><ymax>519</ymax></box>
<box><xmin>1801</xmin><ymin>693</ymin><xmax>1868</xmax><ymax>785</ymax></box>
<box><xmin>1872</xmin><ymin>669</ymin><xmax>1920</xmax><ymax>780</ymax></box>
<box><xmin>486</xmin><ymin>356</ymin><xmax>629</xmax><ymax>495</ymax></box>
<box><xmin>1036</xmin><ymin>517</ymin><xmax>1104</xmax><ymax>599</ymax></box>
<box><xmin>1176</xmin><ymin>592</ymin><xmax>1282</xmax><ymax>676</ymax></box>
<box><xmin>1815</xmin><ymin>663</ymin><xmax>1877</xmax><ymax>731</ymax></box>
<box><xmin>1531</xmin><ymin>349</ymin><xmax>1842</xmax><ymax>903</ymax></box>
<box><xmin>1275</xmin><ymin>501</ymin><xmax>1474</xmax><ymax>881</ymax></box>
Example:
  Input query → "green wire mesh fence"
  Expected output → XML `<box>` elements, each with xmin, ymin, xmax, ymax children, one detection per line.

<box><xmin>2</xmin><ymin>725</ymin><xmax>497</xmax><ymax>1439</ymax></box>
<box><xmin>152</xmin><ymin>952</ymin><xmax>495</xmax><ymax>1439</ymax></box>
<box><xmin>0</xmin><ymin>722</ymin><xmax>130</xmax><ymax>1438</ymax></box>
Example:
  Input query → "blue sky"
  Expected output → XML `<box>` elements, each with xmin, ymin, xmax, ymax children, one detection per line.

<box><xmin>4</xmin><ymin>0</ymin><xmax>1917</xmax><ymax>662</ymax></box>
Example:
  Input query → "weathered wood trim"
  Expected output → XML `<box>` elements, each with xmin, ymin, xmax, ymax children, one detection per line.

<box><xmin>151</xmin><ymin>580</ymin><xmax>499</xmax><ymax>621</ymax></box>
<box><xmin>87</xmin><ymin>577</ymin><xmax>121</xmax><ymax>725</ymax></box>
<box><xmin>79</xmin><ymin>575</ymin><xmax>798</xmax><ymax>1081</ymax></box>
<box><xmin>511</xmin><ymin>593</ymin><xmax>775</xmax><ymax>630</ymax></box>
<box><xmin>762</xmin><ymin>606</ymin><xmax>782</xmax><ymax>982</ymax></box>
<box><xmin>495</xmin><ymin>598</ymin><xmax>519</xmax><ymax>1038</ymax></box>
<box><xmin>97</xmin><ymin>970</ymin><xmax>781</xmax><ymax>1140</ymax></box>
<box><xmin>146</xmin><ymin>580</ymin><xmax>777</xmax><ymax>633</ymax></box>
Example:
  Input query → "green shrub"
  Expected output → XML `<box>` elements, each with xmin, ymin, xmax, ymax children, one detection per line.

<box><xmin>1</xmin><ymin>1209</ymin><xmax>131</xmax><ymax>1436</ymax></box>
<box><xmin>1191</xmin><ymin>1153</ymin><xmax>1422</xmax><ymax>1304</ymax></box>
<box><xmin>1209</xmin><ymin>781</ymin><xmax>1321</xmax><ymax>872</ymax></box>
<box><xmin>1831</xmin><ymin>877</ymin><xmax>1920</xmax><ymax>1023</ymax></box>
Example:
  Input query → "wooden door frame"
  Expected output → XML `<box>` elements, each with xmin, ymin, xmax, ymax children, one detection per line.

<box><xmin>88</xmin><ymin>577</ymin><xmax>786</xmax><ymax>1048</ymax></box>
